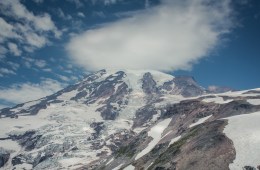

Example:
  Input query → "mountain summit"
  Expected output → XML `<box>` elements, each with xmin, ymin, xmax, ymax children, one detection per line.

<box><xmin>0</xmin><ymin>69</ymin><xmax>260</xmax><ymax>170</ymax></box>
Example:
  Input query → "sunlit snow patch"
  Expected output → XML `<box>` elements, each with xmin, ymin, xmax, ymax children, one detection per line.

<box><xmin>247</xmin><ymin>99</ymin><xmax>260</xmax><ymax>105</ymax></box>
<box><xmin>223</xmin><ymin>111</ymin><xmax>260</xmax><ymax>170</ymax></box>
<box><xmin>57</xmin><ymin>89</ymin><xmax>78</xmax><ymax>101</ymax></box>
<box><xmin>124</xmin><ymin>164</ymin><xmax>135</xmax><ymax>170</ymax></box>
<box><xmin>202</xmin><ymin>96</ymin><xmax>233</xmax><ymax>104</ymax></box>
<box><xmin>135</xmin><ymin>118</ymin><xmax>172</xmax><ymax>160</ymax></box>
<box><xmin>168</xmin><ymin>135</ymin><xmax>181</xmax><ymax>146</ymax></box>
<box><xmin>113</xmin><ymin>163</ymin><xmax>124</xmax><ymax>170</ymax></box>
<box><xmin>106</xmin><ymin>158</ymin><xmax>114</xmax><ymax>165</ymax></box>
<box><xmin>189</xmin><ymin>115</ymin><xmax>212</xmax><ymax>128</ymax></box>
<box><xmin>148</xmin><ymin>70</ymin><xmax>174</xmax><ymax>87</ymax></box>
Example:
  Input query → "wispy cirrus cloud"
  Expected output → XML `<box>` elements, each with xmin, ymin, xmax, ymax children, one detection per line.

<box><xmin>78</xmin><ymin>12</ymin><xmax>85</xmax><ymax>18</ymax></box>
<box><xmin>67</xmin><ymin>0</ymin><xmax>234</xmax><ymax>71</ymax></box>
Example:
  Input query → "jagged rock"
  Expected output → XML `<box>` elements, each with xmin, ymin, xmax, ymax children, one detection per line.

<box><xmin>12</xmin><ymin>154</ymin><xmax>24</xmax><ymax>166</ymax></box>
<box><xmin>172</xmin><ymin>76</ymin><xmax>205</xmax><ymax>97</ymax></box>
<box><xmin>142</xmin><ymin>72</ymin><xmax>158</xmax><ymax>94</ymax></box>
<box><xmin>243</xmin><ymin>166</ymin><xmax>256</xmax><ymax>170</ymax></box>
<box><xmin>0</xmin><ymin>148</ymin><xmax>10</xmax><ymax>168</ymax></box>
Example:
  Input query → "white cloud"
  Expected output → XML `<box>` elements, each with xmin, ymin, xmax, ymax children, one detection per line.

<box><xmin>7</xmin><ymin>61</ymin><xmax>20</xmax><ymax>70</ymax></box>
<box><xmin>67</xmin><ymin>0</ymin><xmax>233</xmax><ymax>71</ymax></box>
<box><xmin>7</xmin><ymin>42</ymin><xmax>22</xmax><ymax>56</ymax></box>
<box><xmin>104</xmin><ymin>0</ymin><xmax>118</xmax><ymax>6</ymax></box>
<box><xmin>23</xmin><ymin>46</ymin><xmax>35</xmax><ymax>53</ymax></box>
<box><xmin>92</xmin><ymin>11</ymin><xmax>106</xmax><ymax>18</ymax></box>
<box><xmin>0</xmin><ymin>46</ymin><xmax>8</xmax><ymax>57</ymax></box>
<box><xmin>23</xmin><ymin>58</ymin><xmax>48</xmax><ymax>69</ymax></box>
<box><xmin>0</xmin><ymin>17</ymin><xmax>20</xmax><ymax>42</ymax></box>
<box><xmin>0</xmin><ymin>1</ymin><xmax>59</xmax><ymax>33</ymax></box>
<box><xmin>34</xmin><ymin>60</ymin><xmax>47</xmax><ymax>68</ymax></box>
<box><xmin>0</xmin><ymin>68</ymin><xmax>16</xmax><ymax>76</ymax></box>
<box><xmin>208</xmin><ymin>85</ymin><xmax>219</xmax><ymax>91</ymax></box>
<box><xmin>57</xmin><ymin>74</ymin><xmax>70</xmax><ymax>82</ymax></box>
<box><xmin>33</xmin><ymin>0</ymin><xmax>44</xmax><ymax>4</ymax></box>
<box><xmin>34</xmin><ymin>13</ymin><xmax>57</xmax><ymax>31</ymax></box>
<box><xmin>57</xmin><ymin>8</ymin><xmax>72</xmax><ymax>20</ymax></box>
<box><xmin>0</xmin><ymin>79</ymin><xmax>64</xmax><ymax>105</ymax></box>
<box><xmin>145</xmin><ymin>0</ymin><xmax>150</xmax><ymax>8</ymax></box>
<box><xmin>0</xmin><ymin>0</ymin><xmax>61</xmax><ymax>56</ymax></box>
<box><xmin>66</xmin><ymin>0</ymin><xmax>84</xmax><ymax>8</ymax></box>
<box><xmin>91</xmin><ymin>0</ymin><xmax>119</xmax><ymax>6</ymax></box>
<box><xmin>78</xmin><ymin>12</ymin><xmax>85</xmax><ymax>18</ymax></box>
<box><xmin>42</xmin><ymin>68</ymin><xmax>52</xmax><ymax>72</ymax></box>
<box><xmin>25</xmin><ymin>32</ymin><xmax>48</xmax><ymax>48</ymax></box>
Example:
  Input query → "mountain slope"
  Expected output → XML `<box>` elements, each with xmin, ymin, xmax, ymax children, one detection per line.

<box><xmin>0</xmin><ymin>69</ymin><xmax>260</xmax><ymax>170</ymax></box>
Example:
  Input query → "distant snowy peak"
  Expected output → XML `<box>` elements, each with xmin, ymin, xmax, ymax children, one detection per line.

<box><xmin>83</xmin><ymin>69</ymin><xmax>175</xmax><ymax>87</ymax></box>
<box><xmin>82</xmin><ymin>69</ymin><xmax>204</xmax><ymax>96</ymax></box>
<box><xmin>0</xmin><ymin>69</ymin><xmax>206</xmax><ymax>119</ymax></box>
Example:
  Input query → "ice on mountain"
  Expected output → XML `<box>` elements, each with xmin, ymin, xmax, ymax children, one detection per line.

<box><xmin>224</xmin><ymin>111</ymin><xmax>260</xmax><ymax>170</ymax></box>
<box><xmin>189</xmin><ymin>115</ymin><xmax>212</xmax><ymax>128</ymax></box>
<box><xmin>124</xmin><ymin>164</ymin><xmax>135</xmax><ymax>170</ymax></box>
<box><xmin>168</xmin><ymin>135</ymin><xmax>181</xmax><ymax>146</ymax></box>
<box><xmin>135</xmin><ymin>118</ymin><xmax>172</xmax><ymax>160</ymax></box>
<box><xmin>247</xmin><ymin>99</ymin><xmax>260</xmax><ymax>105</ymax></box>
<box><xmin>202</xmin><ymin>96</ymin><xmax>233</xmax><ymax>104</ymax></box>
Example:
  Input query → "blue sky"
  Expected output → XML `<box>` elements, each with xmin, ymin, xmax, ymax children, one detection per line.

<box><xmin>0</xmin><ymin>0</ymin><xmax>259</xmax><ymax>108</ymax></box>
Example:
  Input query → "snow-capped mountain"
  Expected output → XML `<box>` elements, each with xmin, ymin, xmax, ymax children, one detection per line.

<box><xmin>0</xmin><ymin>69</ymin><xmax>260</xmax><ymax>170</ymax></box>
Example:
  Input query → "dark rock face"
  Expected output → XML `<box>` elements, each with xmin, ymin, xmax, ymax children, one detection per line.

<box><xmin>133</xmin><ymin>104</ymin><xmax>158</xmax><ymax>128</ymax></box>
<box><xmin>158</xmin><ymin>76</ymin><xmax>205</xmax><ymax>97</ymax></box>
<box><xmin>88</xmin><ymin>71</ymin><xmax>126</xmax><ymax>101</ymax></box>
<box><xmin>91</xmin><ymin>71</ymin><xmax>131</xmax><ymax>120</ymax></box>
<box><xmin>172</xmin><ymin>76</ymin><xmax>205</xmax><ymax>97</ymax></box>
<box><xmin>158</xmin><ymin>100</ymin><xmax>219</xmax><ymax>125</ymax></box>
<box><xmin>9</xmin><ymin>131</ymin><xmax>42</xmax><ymax>151</ymax></box>
<box><xmin>160</xmin><ymin>80</ymin><xmax>175</xmax><ymax>92</ymax></box>
<box><xmin>215</xmin><ymin>100</ymin><xmax>260</xmax><ymax>119</ymax></box>
<box><xmin>0</xmin><ymin>108</ymin><xmax>14</xmax><ymax>117</ymax></box>
<box><xmin>243</xmin><ymin>166</ymin><xmax>257</xmax><ymax>170</ymax></box>
<box><xmin>83</xmin><ymin>69</ymin><xmax>106</xmax><ymax>82</ymax></box>
<box><xmin>33</xmin><ymin>152</ymin><xmax>54</xmax><ymax>168</ymax></box>
<box><xmin>243</xmin><ymin>90</ymin><xmax>260</xmax><ymax>94</ymax></box>
<box><xmin>12</xmin><ymin>154</ymin><xmax>24</xmax><ymax>166</ymax></box>
<box><xmin>90</xmin><ymin>122</ymin><xmax>105</xmax><ymax>140</ymax></box>
<box><xmin>96</xmin><ymin>81</ymin><xmax>130</xmax><ymax>120</ymax></box>
<box><xmin>29</xmin><ymin>101</ymin><xmax>48</xmax><ymax>115</ymax></box>
<box><xmin>128</xmin><ymin>120</ymin><xmax>235</xmax><ymax>170</ymax></box>
<box><xmin>142</xmin><ymin>72</ymin><xmax>158</xmax><ymax>95</ymax></box>
<box><xmin>71</xmin><ymin>90</ymin><xmax>88</xmax><ymax>101</ymax></box>
<box><xmin>0</xmin><ymin>148</ymin><xmax>10</xmax><ymax>168</ymax></box>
